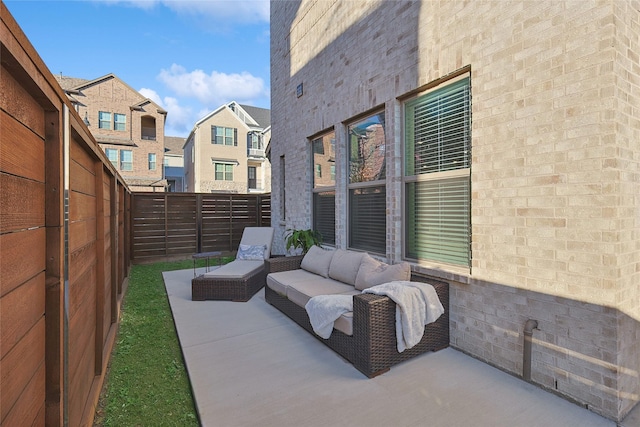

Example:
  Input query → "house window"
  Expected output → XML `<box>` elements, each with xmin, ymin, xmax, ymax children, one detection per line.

<box><xmin>99</xmin><ymin>111</ymin><xmax>111</xmax><ymax>129</ymax></box>
<box><xmin>248</xmin><ymin>166</ymin><xmax>257</xmax><ymax>189</ymax></box>
<box><xmin>105</xmin><ymin>148</ymin><xmax>118</xmax><ymax>165</ymax></box>
<box><xmin>120</xmin><ymin>150</ymin><xmax>133</xmax><ymax>171</ymax></box>
<box><xmin>214</xmin><ymin>163</ymin><xmax>233</xmax><ymax>181</ymax></box>
<box><xmin>280</xmin><ymin>155</ymin><xmax>286</xmax><ymax>220</ymax></box>
<box><xmin>114</xmin><ymin>113</ymin><xmax>126</xmax><ymax>131</ymax></box>
<box><xmin>404</xmin><ymin>75</ymin><xmax>471</xmax><ymax>266</ymax></box>
<box><xmin>248</xmin><ymin>132</ymin><xmax>262</xmax><ymax>149</ymax></box>
<box><xmin>348</xmin><ymin>112</ymin><xmax>386</xmax><ymax>254</ymax></box>
<box><xmin>148</xmin><ymin>153</ymin><xmax>156</xmax><ymax>170</ymax></box>
<box><xmin>212</xmin><ymin>126</ymin><xmax>237</xmax><ymax>146</ymax></box>
<box><xmin>312</xmin><ymin>131</ymin><xmax>336</xmax><ymax>245</ymax></box>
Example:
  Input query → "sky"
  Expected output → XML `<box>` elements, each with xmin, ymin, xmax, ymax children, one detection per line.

<box><xmin>4</xmin><ymin>0</ymin><xmax>271</xmax><ymax>137</ymax></box>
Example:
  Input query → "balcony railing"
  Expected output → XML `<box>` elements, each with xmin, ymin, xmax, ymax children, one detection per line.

<box><xmin>248</xmin><ymin>148</ymin><xmax>265</xmax><ymax>157</ymax></box>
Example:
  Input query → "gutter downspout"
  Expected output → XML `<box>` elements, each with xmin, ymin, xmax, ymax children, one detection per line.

<box><xmin>523</xmin><ymin>319</ymin><xmax>538</xmax><ymax>382</ymax></box>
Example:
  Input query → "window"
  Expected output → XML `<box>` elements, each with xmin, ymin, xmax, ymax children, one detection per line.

<box><xmin>105</xmin><ymin>148</ymin><xmax>118</xmax><ymax>165</ymax></box>
<box><xmin>348</xmin><ymin>112</ymin><xmax>386</xmax><ymax>253</ymax></box>
<box><xmin>212</xmin><ymin>126</ymin><xmax>237</xmax><ymax>146</ymax></box>
<box><xmin>99</xmin><ymin>111</ymin><xmax>111</xmax><ymax>129</ymax></box>
<box><xmin>248</xmin><ymin>132</ymin><xmax>262</xmax><ymax>149</ymax></box>
<box><xmin>312</xmin><ymin>131</ymin><xmax>336</xmax><ymax>245</ymax></box>
<box><xmin>248</xmin><ymin>166</ymin><xmax>257</xmax><ymax>189</ymax></box>
<box><xmin>114</xmin><ymin>113</ymin><xmax>126</xmax><ymax>131</ymax></box>
<box><xmin>120</xmin><ymin>150</ymin><xmax>133</xmax><ymax>171</ymax></box>
<box><xmin>148</xmin><ymin>153</ymin><xmax>156</xmax><ymax>170</ymax></box>
<box><xmin>404</xmin><ymin>75</ymin><xmax>471</xmax><ymax>266</ymax></box>
<box><xmin>280</xmin><ymin>155</ymin><xmax>286</xmax><ymax>220</ymax></box>
<box><xmin>214</xmin><ymin>163</ymin><xmax>233</xmax><ymax>181</ymax></box>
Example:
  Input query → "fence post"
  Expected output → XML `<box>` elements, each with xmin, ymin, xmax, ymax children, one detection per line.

<box><xmin>196</xmin><ymin>193</ymin><xmax>203</xmax><ymax>253</ymax></box>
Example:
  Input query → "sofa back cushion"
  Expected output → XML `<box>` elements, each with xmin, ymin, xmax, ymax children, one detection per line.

<box><xmin>328</xmin><ymin>249</ymin><xmax>364</xmax><ymax>286</ymax></box>
<box><xmin>355</xmin><ymin>253</ymin><xmax>411</xmax><ymax>290</ymax></box>
<box><xmin>300</xmin><ymin>245</ymin><xmax>335</xmax><ymax>278</ymax></box>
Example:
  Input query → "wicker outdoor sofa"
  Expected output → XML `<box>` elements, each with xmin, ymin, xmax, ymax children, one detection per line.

<box><xmin>265</xmin><ymin>249</ymin><xmax>450</xmax><ymax>378</ymax></box>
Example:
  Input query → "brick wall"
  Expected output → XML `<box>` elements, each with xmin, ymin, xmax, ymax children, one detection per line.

<box><xmin>270</xmin><ymin>0</ymin><xmax>639</xmax><ymax>421</ymax></box>
<box><xmin>75</xmin><ymin>77</ymin><xmax>166</xmax><ymax>189</ymax></box>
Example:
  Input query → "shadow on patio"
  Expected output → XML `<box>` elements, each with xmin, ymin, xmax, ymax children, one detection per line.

<box><xmin>163</xmin><ymin>267</ymin><xmax>616</xmax><ymax>427</ymax></box>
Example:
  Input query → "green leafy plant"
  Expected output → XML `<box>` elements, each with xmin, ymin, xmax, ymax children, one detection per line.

<box><xmin>284</xmin><ymin>228</ymin><xmax>322</xmax><ymax>254</ymax></box>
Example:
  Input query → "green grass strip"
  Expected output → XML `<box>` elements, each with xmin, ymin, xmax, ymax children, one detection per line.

<box><xmin>94</xmin><ymin>258</ymin><xmax>231</xmax><ymax>426</ymax></box>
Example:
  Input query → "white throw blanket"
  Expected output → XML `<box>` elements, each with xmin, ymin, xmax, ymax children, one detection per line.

<box><xmin>363</xmin><ymin>281</ymin><xmax>444</xmax><ymax>352</ymax></box>
<box><xmin>305</xmin><ymin>295</ymin><xmax>353</xmax><ymax>339</ymax></box>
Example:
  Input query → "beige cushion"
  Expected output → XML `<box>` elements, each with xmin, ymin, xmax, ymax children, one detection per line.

<box><xmin>266</xmin><ymin>269</ymin><xmax>324</xmax><ymax>296</ymax></box>
<box><xmin>354</xmin><ymin>254</ymin><xmax>411</xmax><ymax>290</ymax></box>
<box><xmin>202</xmin><ymin>260</ymin><xmax>264</xmax><ymax>279</ymax></box>
<box><xmin>286</xmin><ymin>278</ymin><xmax>354</xmax><ymax>308</ymax></box>
<box><xmin>328</xmin><ymin>249</ymin><xmax>364</xmax><ymax>286</ymax></box>
<box><xmin>300</xmin><ymin>246</ymin><xmax>335</xmax><ymax>278</ymax></box>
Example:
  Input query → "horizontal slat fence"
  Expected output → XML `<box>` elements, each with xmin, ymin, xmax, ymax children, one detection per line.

<box><xmin>1</xmin><ymin>4</ymin><xmax>131</xmax><ymax>426</ymax></box>
<box><xmin>132</xmin><ymin>193</ymin><xmax>271</xmax><ymax>263</ymax></box>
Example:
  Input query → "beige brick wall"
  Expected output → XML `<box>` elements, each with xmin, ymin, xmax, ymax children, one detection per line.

<box><xmin>185</xmin><ymin>106</ymin><xmax>271</xmax><ymax>194</ymax></box>
<box><xmin>270</xmin><ymin>0</ymin><xmax>639</xmax><ymax>421</ymax></box>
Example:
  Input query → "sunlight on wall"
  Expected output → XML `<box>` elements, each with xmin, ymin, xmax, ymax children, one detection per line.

<box><xmin>289</xmin><ymin>0</ymin><xmax>383</xmax><ymax>76</ymax></box>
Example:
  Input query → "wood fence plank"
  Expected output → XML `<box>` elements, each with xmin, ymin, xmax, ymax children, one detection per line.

<box><xmin>0</xmin><ymin>64</ymin><xmax>46</xmax><ymax>139</ymax></box>
<box><xmin>0</xmin><ymin>172</ymin><xmax>45</xmax><ymax>233</ymax></box>
<box><xmin>0</xmin><ymin>227</ymin><xmax>45</xmax><ymax>297</ymax></box>
<box><xmin>0</xmin><ymin>109</ymin><xmax>45</xmax><ymax>182</ymax></box>
<box><xmin>0</xmin><ymin>361</ymin><xmax>44</xmax><ymax>427</ymax></box>
<box><xmin>0</xmin><ymin>272</ymin><xmax>45</xmax><ymax>359</ymax></box>
<box><xmin>0</xmin><ymin>317</ymin><xmax>45</xmax><ymax>421</ymax></box>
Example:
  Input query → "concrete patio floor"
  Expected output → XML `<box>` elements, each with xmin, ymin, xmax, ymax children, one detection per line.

<box><xmin>163</xmin><ymin>267</ymin><xmax>622</xmax><ymax>427</ymax></box>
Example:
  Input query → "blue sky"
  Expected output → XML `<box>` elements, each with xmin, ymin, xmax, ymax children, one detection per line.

<box><xmin>5</xmin><ymin>0</ymin><xmax>271</xmax><ymax>137</ymax></box>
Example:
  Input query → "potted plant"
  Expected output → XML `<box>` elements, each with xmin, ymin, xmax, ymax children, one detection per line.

<box><xmin>284</xmin><ymin>228</ymin><xmax>322</xmax><ymax>255</ymax></box>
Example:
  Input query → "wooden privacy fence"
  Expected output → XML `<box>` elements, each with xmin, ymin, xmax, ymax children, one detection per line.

<box><xmin>131</xmin><ymin>192</ymin><xmax>271</xmax><ymax>263</ymax></box>
<box><xmin>1</xmin><ymin>4</ymin><xmax>131</xmax><ymax>426</ymax></box>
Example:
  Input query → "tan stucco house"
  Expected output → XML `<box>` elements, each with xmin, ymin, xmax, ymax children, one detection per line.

<box><xmin>183</xmin><ymin>101</ymin><xmax>271</xmax><ymax>193</ymax></box>
<box><xmin>269</xmin><ymin>1</ymin><xmax>639</xmax><ymax>422</ymax></box>
<box><xmin>56</xmin><ymin>73</ymin><xmax>167</xmax><ymax>192</ymax></box>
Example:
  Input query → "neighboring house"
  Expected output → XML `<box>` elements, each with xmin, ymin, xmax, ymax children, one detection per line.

<box><xmin>184</xmin><ymin>101</ymin><xmax>271</xmax><ymax>194</ymax></box>
<box><xmin>55</xmin><ymin>73</ymin><xmax>167</xmax><ymax>192</ymax></box>
<box><xmin>270</xmin><ymin>1</ymin><xmax>639</xmax><ymax>423</ymax></box>
<box><xmin>164</xmin><ymin>136</ymin><xmax>186</xmax><ymax>192</ymax></box>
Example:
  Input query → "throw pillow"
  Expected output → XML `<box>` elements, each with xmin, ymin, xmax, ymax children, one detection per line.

<box><xmin>328</xmin><ymin>249</ymin><xmax>365</xmax><ymax>286</ymax></box>
<box><xmin>300</xmin><ymin>245</ymin><xmax>335</xmax><ymax>278</ymax></box>
<box><xmin>236</xmin><ymin>244</ymin><xmax>267</xmax><ymax>260</ymax></box>
<box><xmin>355</xmin><ymin>253</ymin><xmax>411</xmax><ymax>290</ymax></box>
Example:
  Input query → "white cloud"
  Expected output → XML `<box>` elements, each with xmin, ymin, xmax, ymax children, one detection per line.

<box><xmin>158</xmin><ymin>64</ymin><xmax>267</xmax><ymax>106</ymax></box>
<box><xmin>139</xmin><ymin>87</ymin><xmax>194</xmax><ymax>136</ymax></box>
<box><xmin>92</xmin><ymin>0</ymin><xmax>270</xmax><ymax>23</ymax></box>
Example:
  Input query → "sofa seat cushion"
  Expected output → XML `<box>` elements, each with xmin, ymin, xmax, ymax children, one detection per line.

<box><xmin>202</xmin><ymin>260</ymin><xmax>264</xmax><ymax>279</ymax></box>
<box><xmin>266</xmin><ymin>268</ymin><xmax>322</xmax><ymax>296</ymax></box>
<box><xmin>287</xmin><ymin>279</ymin><xmax>355</xmax><ymax>308</ymax></box>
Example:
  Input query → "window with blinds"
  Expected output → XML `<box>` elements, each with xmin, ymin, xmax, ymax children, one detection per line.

<box><xmin>404</xmin><ymin>76</ymin><xmax>471</xmax><ymax>266</ymax></box>
<box><xmin>348</xmin><ymin>111</ymin><xmax>386</xmax><ymax>254</ymax></box>
<box><xmin>312</xmin><ymin>131</ymin><xmax>336</xmax><ymax>244</ymax></box>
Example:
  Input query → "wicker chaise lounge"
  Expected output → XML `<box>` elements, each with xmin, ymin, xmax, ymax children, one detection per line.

<box><xmin>192</xmin><ymin>227</ymin><xmax>274</xmax><ymax>302</ymax></box>
<box><xmin>265</xmin><ymin>253</ymin><xmax>449</xmax><ymax>378</ymax></box>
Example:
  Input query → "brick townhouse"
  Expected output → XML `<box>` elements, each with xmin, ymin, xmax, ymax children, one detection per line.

<box><xmin>56</xmin><ymin>73</ymin><xmax>167</xmax><ymax>191</ymax></box>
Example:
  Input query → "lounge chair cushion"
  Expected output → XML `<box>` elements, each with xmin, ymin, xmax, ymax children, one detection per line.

<box><xmin>300</xmin><ymin>246</ymin><xmax>335</xmax><ymax>278</ymax></box>
<box><xmin>328</xmin><ymin>249</ymin><xmax>364</xmax><ymax>286</ymax></box>
<box><xmin>202</xmin><ymin>260</ymin><xmax>264</xmax><ymax>279</ymax></box>
<box><xmin>354</xmin><ymin>254</ymin><xmax>411</xmax><ymax>290</ymax></box>
<box><xmin>236</xmin><ymin>244</ymin><xmax>267</xmax><ymax>260</ymax></box>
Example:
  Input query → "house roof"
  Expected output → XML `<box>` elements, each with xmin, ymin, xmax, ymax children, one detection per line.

<box><xmin>238</xmin><ymin>104</ymin><xmax>270</xmax><ymax>128</ymax></box>
<box><xmin>54</xmin><ymin>73</ymin><xmax>167</xmax><ymax>115</ymax></box>
<box><xmin>165</xmin><ymin>136</ymin><xmax>186</xmax><ymax>155</ymax></box>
